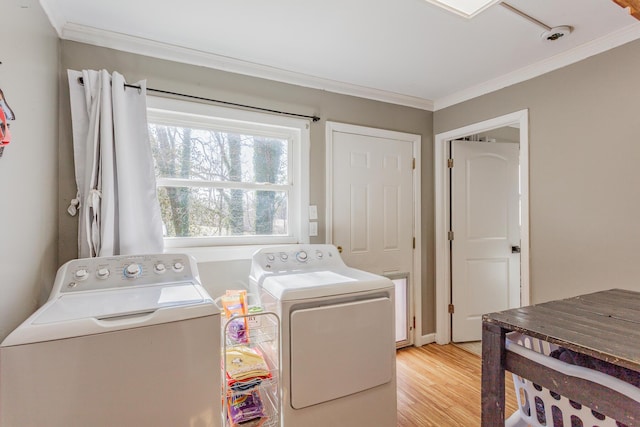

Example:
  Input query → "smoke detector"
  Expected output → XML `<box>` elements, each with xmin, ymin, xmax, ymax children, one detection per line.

<box><xmin>501</xmin><ymin>3</ymin><xmax>573</xmax><ymax>42</ymax></box>
<box><xmin>541</xmin><ymin>26</ymin><xmax>573</xmax><ymax>42</ymax></box>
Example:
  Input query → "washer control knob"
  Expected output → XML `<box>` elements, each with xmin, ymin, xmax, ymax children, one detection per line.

<box><xmin>296</xmin><ymin>251</ymin><xmax>308</xmax><ymax>262</ymax></box>
<box><xmin>154</xmin><ymin>263</ymin><xmax>166</xmax><ymax>274</ymax></box>
<box><xmin>280</xmin><ymin>253</ymin><xmax>289</xmax><ymax>261</ymax></box>
<box><xmin>316</xmin><ymin>250</ymin><xmax>323</xmax><ymax>259</ymax></box>
<box><xmin>124</xmin><ymin>263</ymin><xmax>142</xmax><ymax>278</ymax></box>
<box><xmin>267</xmin><ymin>254</ymin><xmax>275</xmax><ymax>262</ymax></box>
<box><xmin>74</xmin><ymin>269</ymin><xmax>89</xmax><ymax>281</ymax></box>
<box><xmin>172</xmin><ymin>262</ymin><xmax>184</xmax><ymax>272</ymax></box>
<box><xmin>96</xmin><ymin>268</ymin><xmax>110</xmax><ymax>279</ymax></box>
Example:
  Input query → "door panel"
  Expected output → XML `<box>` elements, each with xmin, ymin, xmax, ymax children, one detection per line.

<box><xmin>289</xmin><ymin>297</ymin><xmax>393</xmax><ymax>409</ymax></box>
<box><xmin>452</xmin><ymin>140</ymin><xmax>520</xmax><ymax>342</ymax></box>
<box><xmin>384</xmin><ymin>185</ymin><xmax>400</xmax><ymax>250</ymax></box>
<box><xmin>350</xmin><ymin>184</ymin><xmax>369</xmax><ymax>252</ymax></box>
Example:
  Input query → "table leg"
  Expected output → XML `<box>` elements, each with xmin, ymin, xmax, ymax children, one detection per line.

<box><xmin>481</xmin><ymin>321</ymin><xmax>506</xmax><ymax>426</ymax></box>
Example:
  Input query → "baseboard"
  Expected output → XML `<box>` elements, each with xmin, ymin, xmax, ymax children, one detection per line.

<box><xmin>415</xmin><ymin>333</ymin><xmax>436</xmax><ymax>347</ymax></box>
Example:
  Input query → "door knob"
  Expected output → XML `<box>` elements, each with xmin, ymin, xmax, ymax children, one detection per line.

<box><xmin>511</xmin><ymin>245</ymin><xmax>521</xmax><ymax>254</ymax></box>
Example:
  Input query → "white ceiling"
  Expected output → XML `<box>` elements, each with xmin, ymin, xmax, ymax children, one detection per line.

<box><xmin>39</xmin><ymin>0</ymin><xmax>640</xmax><ymax>110</ymax></box>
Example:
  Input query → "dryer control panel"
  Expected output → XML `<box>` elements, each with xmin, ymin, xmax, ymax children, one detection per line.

<box><xmin>250</xmin><ymin>244</ymin><xmax>346</xmax><ymax>283</ymax></box>
<box><xmin>52</xmin><ymin>253</ymin><xmax>198</xmax><ymax>295</ymax></box>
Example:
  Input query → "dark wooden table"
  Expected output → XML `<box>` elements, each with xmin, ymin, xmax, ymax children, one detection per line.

<box><xmin>481</xmin><ymin>288</ymin><xmax>640</xmax><ymax>426</ymax></box>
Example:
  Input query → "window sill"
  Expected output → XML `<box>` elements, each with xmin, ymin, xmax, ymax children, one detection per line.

<box><xmin>164</xmin><ymin>244</ymin><xmax>285</xmax><ymax>263</ymax></box>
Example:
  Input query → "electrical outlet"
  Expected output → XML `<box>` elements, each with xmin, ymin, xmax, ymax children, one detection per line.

<box><xmin>309</xmin><ymin>205</ymin><xmax>318</xmax><ymax>220</ymax></box>
<box><xmin>309</xmin><ymin>222</ymin><xmax>318</xmax><ymax>237</ymax></box>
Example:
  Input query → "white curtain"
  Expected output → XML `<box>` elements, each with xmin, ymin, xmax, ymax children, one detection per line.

<box><xmin>67</xmin><ymin>69</ymin><xmax>163</xmax><ymax>257</ymax></box>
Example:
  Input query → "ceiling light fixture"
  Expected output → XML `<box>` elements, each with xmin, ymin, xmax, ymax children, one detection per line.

<box><xmin>501</xmin><ymin>2</ymin><xmax>573</xmax><ymax>42</ymax></box>
<box><xmin>423</xmin><ymin>0</ymin><xmax>503</xmax><ymax>19</ymax></box>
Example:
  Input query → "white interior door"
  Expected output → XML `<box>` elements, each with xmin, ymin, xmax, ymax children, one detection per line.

<box><xmin>327</xmin><ymin>124</ymin><xmax>416</xmax><ymax>346</ymax></box>
<box><xmin>451</xmin><ymin>140</ymin><xmax>520</xmax><ymax>342</ymax></box>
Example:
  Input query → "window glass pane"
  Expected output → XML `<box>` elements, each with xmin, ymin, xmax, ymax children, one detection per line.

<box><xmin>158</xmin><ymin>186</ymin><xmax>288</xmax><ymax>238</ymax></box>
<box><xmin>148</xmin><ymin>123</ymin><xmax>288</xmax><ymax>184</ymax></box>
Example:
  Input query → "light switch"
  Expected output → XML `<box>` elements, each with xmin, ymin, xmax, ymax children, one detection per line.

<box><xmin>309</xmin><ymin>205</ymin><xmax>318</xmax><ymax>220</ymax></box>
<box><xmin>309</xmin><ymin>222</ymin><xmax>318</xmax><ymax>237</ymax></box>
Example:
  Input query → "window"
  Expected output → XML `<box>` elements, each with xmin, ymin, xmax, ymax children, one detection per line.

<box><xmin>147</xmin><ymin>97</ymin><xmax>310</xmax><ymax>247</ymax></box>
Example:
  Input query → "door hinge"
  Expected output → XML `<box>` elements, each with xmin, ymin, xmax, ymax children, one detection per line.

<box><xmin>413</xmin><ymin>237</ymin><xmax>416</xmax><ymax>249</ymax></box>
<box><xmin>448</xmin><ymin>304</ymin><xmax>455</xmax><ymax>314</ymax></box>
<box><xmin>412</xmin><ymin>158</ymin><xmax>416</xmax><ymax>170</ymax></box>
<box><xmin>447</xmin><ymin>158</ymin><xmax>454</xmax><ymax>168</ymax></box>
<box><xmin>448</xmin><ymin>230</ymin><xmax>454</xmax><ymax>241</ymax></box>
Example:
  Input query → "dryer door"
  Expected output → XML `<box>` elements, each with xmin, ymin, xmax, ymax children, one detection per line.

<box><xmin>289</xmin><ymin>296</ymin><xmax>394</xmax><ymax>409</ymax></box>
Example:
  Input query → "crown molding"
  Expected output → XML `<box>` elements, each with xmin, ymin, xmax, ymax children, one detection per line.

<box><xmin>434</xmin><ymin>22</ymin><xmax>640</xmax><ymax>110</ymax></box>
<box><xmin>60</xmin><ymin>23</ymin><xmax>435</xmax><ymax>111</ymax></box>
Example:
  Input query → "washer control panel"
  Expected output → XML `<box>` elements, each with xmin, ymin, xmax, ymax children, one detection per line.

<box><xmin>250</xmin><ymin>244</ymin><xmax>346</xmax><ymax>282</ymax></box>
<box><xmin>54</xmin><ymin>254</ymin><xmax>196</xmax><ymax>294</ymax></box>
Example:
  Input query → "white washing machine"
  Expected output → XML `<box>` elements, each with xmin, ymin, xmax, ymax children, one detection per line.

<box><xmin>0</xmin><ymin>254</ymin><xmax>221</xmax><ymax>427</ymax></box>
<box><xmin>249</xmin><ymin>244</ymin><xmax>397</xmax><ymax>427</ymax></box>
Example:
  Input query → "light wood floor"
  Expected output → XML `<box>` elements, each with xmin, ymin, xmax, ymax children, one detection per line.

<box><xmin>396</xmin><ymin>343</ymin><xmax>519</xmax><ymax>426</ymax></box>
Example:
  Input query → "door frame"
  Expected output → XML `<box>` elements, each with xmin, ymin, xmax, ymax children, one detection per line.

<box><xmin>434</xmin><ymin>110</ymin><xmax>530</xmax><ymax>345</ymax></box>
<box><xmin>325</xmin><ymin>121</ymin><xmax>422</xmax><ymax>346</ymax></box>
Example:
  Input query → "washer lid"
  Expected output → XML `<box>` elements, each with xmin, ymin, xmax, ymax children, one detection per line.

<box><xmin>261</xmin><ymin>267</ymin><xmax>393</xmax><ymax>300</ymax></box>
<box><xmin>34</xmin><ymin>282</ymin><xmax>207</xmax><ymax>324</ymax></box>
<box><xmin>1</xmin><ymin>282</ymin><xmax>217</xmax><ymax>347</ymax></box>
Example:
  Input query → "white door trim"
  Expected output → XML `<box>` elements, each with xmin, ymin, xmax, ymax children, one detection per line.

<box><xmin>434</xmin><ymin>110</ymin><xmax>530</xmax><ymax>345</ymax></box>
<box><xmin>325</xmin><ymin>121</ymin><xmax>423</xmax><ymax>346</ymax></box>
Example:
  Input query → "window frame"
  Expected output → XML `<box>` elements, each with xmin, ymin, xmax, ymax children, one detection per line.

<box><xmin>147</xmin><ymin>96</ymin><xmax>310</xmax><ymax>248</ymax></box>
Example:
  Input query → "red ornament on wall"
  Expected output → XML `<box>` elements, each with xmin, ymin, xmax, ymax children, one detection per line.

<box><xmin>0</xmin><ymin>88</ymin><xmax>15</xmax><ymax>158</ymax></box>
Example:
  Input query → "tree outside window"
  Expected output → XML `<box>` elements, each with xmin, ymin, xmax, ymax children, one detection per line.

<box><xmin>149</xmin><ymin>123</ymin><xmax>289</xmax><ymax>239</ymax></box>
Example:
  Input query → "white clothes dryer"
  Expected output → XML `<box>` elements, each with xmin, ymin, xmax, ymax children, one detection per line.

<box><xmin>250</xmin><ymin>244</ymin><xmax>397</xmax><ymax>427</ymax></box>
<box><xmin>0</xmin><ymin>254</ymin><xmax>221</xmax><ymax>427</ymax></box>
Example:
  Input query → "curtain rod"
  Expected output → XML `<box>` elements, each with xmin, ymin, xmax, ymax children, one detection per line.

<box><xmin>77</xmin><ymin>77</ymin><xmax>320</xmax><ymax>122</ymax></box>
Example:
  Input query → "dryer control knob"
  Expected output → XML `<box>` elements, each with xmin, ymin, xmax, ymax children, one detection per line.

<box><xmin>74</xmin><ymin>269</ymin><xmax>89</xmax><ymax>281</ymax></box>
<box><xmin>296</xmin><ymin>251</ymin><xmax>308</xmax><ymax>262</ymax></box>
<box><xmin>172</xmin><ymin>262</ymin><xmax>184</xmax><ymax>272</ymax></box>
<box><xmin>154</xmin><ymin>263</ymin><xmax>167</xmax><ymax>274</ymax></box>
<box><xmin>96</xmin><ymin>268</ymin><xmax>110</xmax><ymax>279</ymax></box>
<box><xmin>124</xmin><ymin>263</ymin><xmax>142</xmax><ymax>278</ymax></box>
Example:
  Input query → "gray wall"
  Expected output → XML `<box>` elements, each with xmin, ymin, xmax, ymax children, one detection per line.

<box><xmin>57</xmin><ymin>41</ymin><xmax>437</xmax><ymax>334</ymax></box>
<box><xmin>0</xmin><ymin>2</ymin><xmax>59</xmax><ymax>341</ymax></box>
<box><xmin>435</xmin><ymin>38</ymin><xmax>640</xmax><ymax>304</ymax></box>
